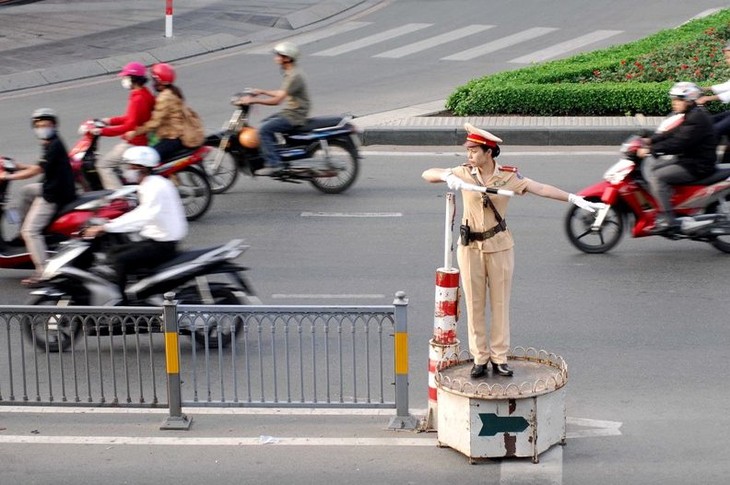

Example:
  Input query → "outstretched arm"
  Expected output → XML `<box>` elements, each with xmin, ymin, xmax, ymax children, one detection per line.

<box><xmin>526</xmin><ymin>179</ymin><xmax>605</xmax><ymax>212</ymax></box>
<box><xmin>421</xmin><ymin>168</ymin><xmax>451</xmax><ymax>183</ymax></box>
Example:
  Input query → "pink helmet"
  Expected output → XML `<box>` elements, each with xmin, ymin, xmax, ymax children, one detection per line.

<box><xmin>119</xmin><ymin>62</ymin><xmax>146</xmax><ymax>77</ymax></box>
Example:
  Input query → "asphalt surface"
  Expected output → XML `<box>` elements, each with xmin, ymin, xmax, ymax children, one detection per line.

<box><xmin>0</xmin><ymin>0</ymin><xmax>656</xmax><ymax>146</ymax></box>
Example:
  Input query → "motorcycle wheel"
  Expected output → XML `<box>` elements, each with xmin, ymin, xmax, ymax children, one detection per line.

<box><xmin>708</xmin><ymin>193</ymin><xmax>730</xmax><ymax>253</ymax></box>
<box><xmin>22</xmin><ymin>295</ymin><xmax>81</xmax><ymax>352</ymax></box>
<box><xmin>203</xmin><ymin>146</ymin><xmax>238</xmax><ymax>194</ymax></box>
<box><xmin>565</xmin><ymin>201</ymin><xmax>624</xmax><ymax>254</ymax></box>
<box><xmin>173</xmin><ymin>167</ymin><xmax>212</xmax><ymax>221</ymax></box>
<box><xmin>177</xmin><ymin>285</ymin><xmax>245</xmax><ymax>349</ymax></box>
<box><xmin>309</xmin><ymin>141</ymin><xmax>359</xmax><ymax>194</ymax></box>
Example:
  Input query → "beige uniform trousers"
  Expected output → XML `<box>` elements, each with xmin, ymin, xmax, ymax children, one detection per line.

<box><xmin>457</xmin><ymin>244</ymin><xmax>514</xmax><ymax>366</ymax></box>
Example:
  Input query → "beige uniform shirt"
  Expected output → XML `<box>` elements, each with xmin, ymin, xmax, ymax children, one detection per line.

<box><xmin>452</xmin><ymin>163</ymin><xmax>530</xmax><ymax>253</ymax></box>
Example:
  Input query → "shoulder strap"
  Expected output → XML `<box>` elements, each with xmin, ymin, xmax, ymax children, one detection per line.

<box><xmin>467</xmin><ymin>171</ymin><xmax>506</xmax><ymax>229</ymax></box>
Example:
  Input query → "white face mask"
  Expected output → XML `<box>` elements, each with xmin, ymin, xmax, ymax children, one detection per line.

<box><xmin>121</xmin><ymin>77</ymin><xmax>133</xmax><ymax>90</ymax></box>
<box><xmin>122</xmin><ymin>168</ymin><xmax>142</xmax><ymax>184</ymax></box>
<box><xmin>34</xmin><ymin>127</ymin><xmax>55</xmax><ymax>140</ymax></box>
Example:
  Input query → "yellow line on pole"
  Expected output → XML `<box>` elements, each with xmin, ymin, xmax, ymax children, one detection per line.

<box><xmin>165</xmin><ymin>332</ymin><xmax>179</xmax><ymax>374</ymax></box>
<box><xmin>394</xmin><ymin>332</ymin><xmax>408</xmax><ymax>374</ymax></box>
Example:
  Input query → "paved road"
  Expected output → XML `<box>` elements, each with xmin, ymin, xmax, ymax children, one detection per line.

<box><xmin>2</xmin><ymin>147</ymin><xmax>729</xmax><ymax>484</ymax></box>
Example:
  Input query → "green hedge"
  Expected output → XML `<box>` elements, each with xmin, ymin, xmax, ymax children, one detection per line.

<box><xmin>446</xmin><ymin>9</ymin><xmax>730</xmax><ymax>116</ymax></box>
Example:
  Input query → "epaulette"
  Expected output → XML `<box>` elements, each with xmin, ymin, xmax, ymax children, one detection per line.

<box><xmin>499</xmin><ymin>165</ymin><xmax>519</xmax><ymax>173</ymax></box>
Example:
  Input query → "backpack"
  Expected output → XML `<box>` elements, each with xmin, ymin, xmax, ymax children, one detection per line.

<box><xmin>180</xmin><ymin>104</ymin><xmax>205</xmax><ymax>148</ymax></box>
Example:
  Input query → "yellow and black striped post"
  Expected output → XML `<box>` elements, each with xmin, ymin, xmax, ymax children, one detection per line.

<box><xmin>160</xmin><ymin>292</ymin><xmax>192</xmax><ymax>430</ymax></box>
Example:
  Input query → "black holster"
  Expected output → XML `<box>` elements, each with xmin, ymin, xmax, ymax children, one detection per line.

<box><xmin>460</xmin><ymin>224</ymin><xmax>471</xmax><ymax>246</ymax></box>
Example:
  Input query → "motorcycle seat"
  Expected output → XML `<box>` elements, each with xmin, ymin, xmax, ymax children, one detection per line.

<box><xmin>159</xmin><ymin>146</ymin><xmax>200</xmax><ymax>163</ymax></box>
<box><xmin>57</xmin><ymin>190</ymin><xmax>114</xmax><ymax>216</ymax></box>
<box><xmin>130</xmin><ymin>245</ymin><xmax>224</xmax><ymax>278</ymax></box>
<box><xmin>675</xmin><ymin>166</ymin><xmax>730</xmax><ymax>186</ymax></box>
<box><xmin>293</xmin><ymin>116</ymin><xmax>347</xmax><ymax>133</ymax></box>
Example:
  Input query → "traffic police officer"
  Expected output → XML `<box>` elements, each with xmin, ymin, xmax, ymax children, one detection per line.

<box><xmin>422</xmin><ymin>123</ymin><xmax>603</xmax><ymax>377</ymax></box>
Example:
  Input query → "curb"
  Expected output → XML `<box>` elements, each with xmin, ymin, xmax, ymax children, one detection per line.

<box><xmin>361</xmin><ymin>126</ymin><xmax>638</xmax><ymax>146</ymax></box>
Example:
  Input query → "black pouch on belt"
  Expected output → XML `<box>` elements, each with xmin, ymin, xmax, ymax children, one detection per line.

<box><xmin>460</xmin><ymin>223</ymin><xmax>471</xmax><ymax>246</ymax></box>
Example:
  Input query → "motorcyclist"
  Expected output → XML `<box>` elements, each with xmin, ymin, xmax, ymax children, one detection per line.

<box><xmin>697</xmin><ymin>41</ymin><xmax>730</xmax><ymax>162</ymax></box>
<box><xmin>0</xmin><ymin>108</ymin><xmax>76</xmax><ymax>287</ymax></box>
<box><xmin>125</xmin><ymin>63</ymin><xmax>191</xmax><ymax>162</ymax></box>
<box><xmin>638</xmin><ymin>82</ymin><xmax>717</xmax><ymax>234</ymax></box>
<box><xmin>238</xmin><ymin>42</ymin><xmax>311</xmax><ymax>176</ymax></box>
<box><xmin>84</xmin><ymin>146</ymin><xmax>187</xmax><ymax>300</ymax></box>
<box><xmin>92</xmin><ymin>61</ymin><xmax>156</xmax><ymax>190</ymax></box>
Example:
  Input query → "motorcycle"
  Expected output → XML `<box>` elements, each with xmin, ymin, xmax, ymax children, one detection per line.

<box><xmin>203</xmin><ymin>91</ymin><xmax>361</xmax><ymax>194</ymax></box>
<box><xmin>0</xmin><ymin>155</ymin><xmax>136</xmax><ymax>270</ymax></box>
<box><xmin>23</xmin><ymin>235</ymin><xmax>261</xmax><ymax>352</ymax></box>
<box><xmin>71</xmin><ymin>119</ymin><xmax>213</xmax><ymax>221</ymax></box>
<box><xmin>565</xmin><ymin>113</ymin><xmax>730</xmax><ymax>254</ymax></box>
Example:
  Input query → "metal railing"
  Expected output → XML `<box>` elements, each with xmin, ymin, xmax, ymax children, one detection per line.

<box><xmin>0</xmin><ymin>293</ymin><xmax>414</xmax><ymax>428</ymax></box>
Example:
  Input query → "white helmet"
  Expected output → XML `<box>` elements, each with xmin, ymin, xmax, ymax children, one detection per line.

<box><xmin>122</xmin><ymin>146</ymin><xmax>160</xmax><ymax>168</ymax></box>
<box><xmin>273</xmin><ymin>41</ymin><xmax>300</xmax><ymax>61</ymax></box>
<box><xmin>669</xmin><ymin>82</ymin><xmax>701</xmax><ymax>101</ymax></box>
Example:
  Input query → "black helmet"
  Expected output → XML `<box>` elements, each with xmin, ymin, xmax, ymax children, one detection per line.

<box><xmin>31</xmin><ymin>107</ymin><xmax>58</xmax><ymax>127</ymax></box>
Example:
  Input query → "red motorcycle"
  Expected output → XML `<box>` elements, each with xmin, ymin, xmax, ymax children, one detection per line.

<box><xmin>565</xmin><ymin>114</ymin><xmax>730</xmax><ymax>254</ymax></box>
<box><xmin>0</xmin><ymin>156</ymin><xmax>136</xmax><ymax>270</ymax></box>
<box><xmin>71</xmin><ymin>119</ymin><xmax>213</xmax><ymax>221</ymax></box>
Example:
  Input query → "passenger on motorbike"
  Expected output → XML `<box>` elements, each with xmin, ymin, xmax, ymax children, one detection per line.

<box><xmin>238</xmin><ymin>42</ymin><xmax>311</xmax><ymax>176</ymax></box>
<box><xmin>697</xmin><ymin>41</ymin><xmax>730</xmax><ymax>163</ymax></box>
<box><xmin>0</xmin><ymin>108</ymin><xmax>76</xmax><ymax>287</ymax></box>
<box><xmin>125</xmin><ymin>63</ymin><xmax>191</xmax><ymax>162</ymax></box>
<box><xmin>84</xmin><ymin>146</ymin><xmax>188</xmax><ymax>300</ymax></box>
<box><xmin>638</xmin><ymin>82</ymin><xmax>717</xmax><ymax>234</ymax></box>
<box><xmin>92</xmin><ymin>61</ymin><xmax>155</xmax><ymax>190</ymax></box>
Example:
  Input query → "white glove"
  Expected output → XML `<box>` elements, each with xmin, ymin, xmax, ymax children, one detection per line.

<box><xmin>442</xmin><ymin>173</ymin><xmax>465</xmax><ymax>191</ymax></box>
<box><xmin>568</xmin><ymin>194</ymin><xmax>605</xmax><ymax>213</ymax></box>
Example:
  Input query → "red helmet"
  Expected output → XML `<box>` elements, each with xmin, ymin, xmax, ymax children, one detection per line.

<box><xmin>119</xmin><ymin>61</ymin><xmax>146</xmax><ymax>77</ymax></box>
<box><xmin>151</xmin><ymin>63</ymin><xmax>176</xmax><ymax>85</ymax></box>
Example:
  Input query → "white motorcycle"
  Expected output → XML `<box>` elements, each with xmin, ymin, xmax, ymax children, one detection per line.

<box><xmin>23</xmin><ymin>235</ymin><xmax>261</xmax><ymax>352</ymax></box>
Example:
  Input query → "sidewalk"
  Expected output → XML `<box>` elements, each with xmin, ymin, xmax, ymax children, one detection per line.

<box><xmin>0</xmin><ymin>0</ymin><xmax>653</xmax><ymax>145</ymax></box>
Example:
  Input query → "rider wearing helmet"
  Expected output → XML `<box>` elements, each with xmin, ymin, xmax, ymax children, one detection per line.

<box><xmin>238</xmin><ymin>41</ymin><xmax>311</xmax><ymax>176</ymax></box>
<box><xmin>697</xmin><ymin>41</ymin><xmax>730</xmax><ymax>163</ymax></box>
<box><xmin>0</xmin><ymin>108</ymin><xmax>76</xmax><ymax>286</ymax></box>
<box><xmin>84</xmin><ymin>146</ymin><xmax>188</xmax><ymax>300</ymax></box>
<box><xmin>639</xmin><ymin>81</ymin><xmax>717</xmax><ymax>233</ymax></box>
<box><xmin>126</xmin><ymin>63</ymin><xmax>196</xmax><ymax>162</ymax></box>
<box><xmin>93</xmin><ymin>61</ymin><xmax>156</xmax><ymax>190</ymax></box>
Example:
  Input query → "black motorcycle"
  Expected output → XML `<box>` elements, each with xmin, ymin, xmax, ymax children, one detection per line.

<box><xmin>203</xmin><ymin>92</ymin><xmax>361</xmax><ymax>194</ymax></box>
<box><xmin>23</xmin><ymin>235</ymin><xmax>260</xmax><ymax>352</ymax></box>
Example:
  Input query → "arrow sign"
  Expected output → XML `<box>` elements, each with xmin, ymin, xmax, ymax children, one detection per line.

<box><xmin>478</xmin><ymin>413</ymin><xmax>529</xmax><ymax>436</ymax></box>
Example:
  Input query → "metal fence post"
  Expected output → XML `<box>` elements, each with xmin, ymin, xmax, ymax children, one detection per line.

<box><xmin>160</xmin><ymin>292</ymin><xmax>192</xmax><ymax>430</ymax></box>
<box><xmin>388</xmin><ymin>291</ymin><xmax>418</xmax><ymax>430</ymax></box>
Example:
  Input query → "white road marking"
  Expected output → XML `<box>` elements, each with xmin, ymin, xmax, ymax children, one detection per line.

<box><xmin>0</xmin><ymin>406</ymin><xmax>414</xmax><ymax>415</ymax></box>
<box><xmin>500</xmin><ymin>445</ymin><xmax>563</xmax><ymax>484</ymax></box>
<box><xmin>312</xmin><ymin>23</ymin><xmax>432</xmax><ymax>56</ymax></box>
<box><xmin>360</xmin><ymin>150</ymin><xmax>614</xmax><ymax>157</ymax></box>
<box><xmin>566</xmin><ymin>417</ymin><xmax>623</xmax><ymax>439</ymax></box>
<box><xmin>300</xmin><ymin>211</ymin><xmax>402</xmax><ymax>217</ymax></box>
<box><xmin>246</xmin><ymin>21</ymin><xmax>372</xmax><ymax>54</ymax></box>
<box><xmin>510</xmin><ymin>30</ymin><xmax>622</xmax><ymax>63</ymax></box>
<box><xmin>270</xmin><ymin>294</ymin><xmax>386</xmax><ymax>299</ymax></box>
<box><xmin>442</xmin><ymin>27</ymin><xmax>558</xmax><ymax>61</ymax></box>
<box><xmin>0</xmin><ymin>435</ymin><xmax>436</xmax><ymax>447</ymax></box>
<box><xmin>374</xmin><ymin>25</ymin><xmax>494</xmax><ymax>59</ymax></box>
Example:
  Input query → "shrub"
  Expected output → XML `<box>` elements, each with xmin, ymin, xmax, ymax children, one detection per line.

<box><xmin>446</xmin><ymin>10</ymin><xmax>730</xmax><ymax>116</ymax></box>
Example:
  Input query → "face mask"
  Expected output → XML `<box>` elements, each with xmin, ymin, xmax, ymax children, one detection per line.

<box><xmin>34</xmin><ymin>127</ymin><xmax>55</xmax><ymax>140</ymax></box>
<box><xmin>121</xmin><ymin>76</ymin><xmax>133</xmax><ymax>90</ymax></box>
<box><xmin>122</xmin><ymin>168</ymin><xmax>142</xmax><ymax>184</ymax></box>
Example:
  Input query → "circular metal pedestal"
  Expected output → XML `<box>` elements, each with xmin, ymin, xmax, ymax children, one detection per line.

<box><xmin>435</xmin><ymin>347</ymin><xmax>568</xmax><ymax>464</ymax></box>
